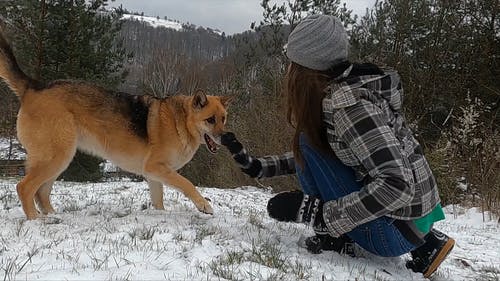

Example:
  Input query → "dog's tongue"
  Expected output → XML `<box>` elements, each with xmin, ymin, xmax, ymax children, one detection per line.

<box><xmin>204</xmin><ymin>134</ymin><xmax>218</xmax><ymax>154</ymax></box>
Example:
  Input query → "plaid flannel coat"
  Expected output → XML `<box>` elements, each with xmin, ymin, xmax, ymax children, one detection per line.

<box><xmin>257</xmin><ymin>68</ymin><xmax>441</xmax><ymax>238</ymax></box>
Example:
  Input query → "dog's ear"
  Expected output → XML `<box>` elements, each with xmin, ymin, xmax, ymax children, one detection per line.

<box><xmin>219</xmin><ymin>95</ymin><xmax>233</xmax><ymax>108</ymax></box>
<box><xmin>192</xmin><ymin>90</ymin><xmax>208</xmax><ymax>109</ymax></box>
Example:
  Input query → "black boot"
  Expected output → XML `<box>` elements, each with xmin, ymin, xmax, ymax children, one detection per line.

<box><xmin>304</xmin><ymin>233</ymin><xmax>355</xmax><ymax>257</ymax></box>
<box><xmin>406</xmin><ymin>229</ymin><xmax>455</xmax><ymax>278</ymax></box>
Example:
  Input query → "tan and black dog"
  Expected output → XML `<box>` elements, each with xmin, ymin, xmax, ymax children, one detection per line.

<box><xmin>0</xmin><ymin>30</ymin><xmax>230</xmax><ymax>219</ymax></box>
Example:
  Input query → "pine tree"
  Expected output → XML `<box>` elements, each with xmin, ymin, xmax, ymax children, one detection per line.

<box><xmin>230</xmin><ymin>0</ymin><xmax>357</xmax><ymax>98</ymax></box>
<box><xmin>252</xmin><ymin>0</ymin><xmax>356</xmax><ymax>60</ymax></box>
<box><xmin>349</xmin><ymin>0</ymin><xmax>499</xmax><ymax>143</ymax></box>
<box><xmin>0</xmin><ymin>0</ymin><xmax>132</xmax><ymax>181</ymax></box>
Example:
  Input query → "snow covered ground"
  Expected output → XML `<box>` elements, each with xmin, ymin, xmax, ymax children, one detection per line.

<box><xmin>0</xmin><ymin>138</ymin><xmax>24</xmax><ymax>160</ymax></box>
<box><xmin>0</xmin><ymin>179</ymin><xmax>498</xmax><ymax>280</ymax></box>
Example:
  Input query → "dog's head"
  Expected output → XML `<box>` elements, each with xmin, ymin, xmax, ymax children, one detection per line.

<box><xmin>190</xmin><ymin>90</ymin><xmax>232</xmax><ymax>154</ymax></box>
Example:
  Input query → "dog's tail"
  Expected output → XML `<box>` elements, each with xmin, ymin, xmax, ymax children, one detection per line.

<box><xmin>0</xmin><ymin>29</ymin><xmax>39</xmax><ymax>98</ymax></box>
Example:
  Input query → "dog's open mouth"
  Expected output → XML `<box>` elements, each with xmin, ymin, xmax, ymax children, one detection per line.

<box><xmin>204</xmin><ymin>133</ymin><xmax>219</xmax><ymax>154</ymax></box>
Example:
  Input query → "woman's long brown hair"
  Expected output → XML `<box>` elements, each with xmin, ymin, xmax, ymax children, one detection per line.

<box><xmin>286</xmin><ymin>62</ymin><xmax>336</xmax><ymax>167</ymax></box>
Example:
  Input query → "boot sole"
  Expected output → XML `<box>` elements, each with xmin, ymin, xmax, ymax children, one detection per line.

<box><xmin>423</xmin><ymin>238</ymin><xmax>455</xmax><ymax>278</ymax></box>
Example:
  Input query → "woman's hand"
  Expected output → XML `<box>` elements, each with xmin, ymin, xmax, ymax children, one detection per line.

<box><xmin>267</xmin><ymin>190</ymin><xmax>329</xmax><ymax>234</ymax></box>
<box><xmin>221</xmin><ymin>132</ymin><xmax>263</xmax><ymax>178</ymax></box>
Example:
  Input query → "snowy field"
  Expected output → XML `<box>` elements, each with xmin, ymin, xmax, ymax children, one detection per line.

<box><xmin>0</xmin><ymin>139</ymin><xmax>24</xmax><ymax>160</ymax></box>
<box><xmin>0</xmin><ymin>179</ymin><xmax>498</xmax><ymax>281</ymax></box>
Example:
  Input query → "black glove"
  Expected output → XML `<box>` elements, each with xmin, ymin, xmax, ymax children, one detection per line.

<box><xmin>266</xmin><ymin>190</ymin><xmax>326</xmax><ymax>229</ymax></box>
<box><xmin>221</xmin><ymin>132</ymin><xmax>263</xmax><ymax>178</ymax></box>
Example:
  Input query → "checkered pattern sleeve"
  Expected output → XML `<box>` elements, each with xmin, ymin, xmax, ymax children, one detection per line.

<box><xmin>257</xmin><ymin>152</ymin><xmax>296</xmax><ymax>178</ymax></box>
<box><xmin>323</xmin><ymin>99</ymin><xmax>415</xmax><ymax>237</ymax></box>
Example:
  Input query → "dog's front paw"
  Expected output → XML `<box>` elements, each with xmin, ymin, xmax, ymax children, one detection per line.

<box><xmin>195</xmin><ymin>198</ymin><xmax>213</xmax><ymax>215</ymax></box>
<box><xmin>25</xmin><ymin>210</ymin><xmax>40</xmax><ymax>220</ymax></box>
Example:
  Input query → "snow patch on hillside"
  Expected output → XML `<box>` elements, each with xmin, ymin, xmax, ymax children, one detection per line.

<box><xmin>121</xmin><ymin>14</ymin><xmax>183</xmax><ymax>31</ymax></box>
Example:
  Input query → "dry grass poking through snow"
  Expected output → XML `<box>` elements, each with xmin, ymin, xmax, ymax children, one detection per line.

<box><xmin>0</xmin><ymin>179</ymin><xmax>498</xmax><ymax>281</ymax></box>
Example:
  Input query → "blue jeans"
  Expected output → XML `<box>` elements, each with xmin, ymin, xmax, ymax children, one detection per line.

<box><xmin>297</xmin><ymin>136</ymin><xmax>416</xmax><ymax>257</ymax></box>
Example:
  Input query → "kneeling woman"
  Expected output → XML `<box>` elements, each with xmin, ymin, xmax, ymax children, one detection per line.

<box><xmin>222</xmin><ymin>14</ymin><xmax>454</xmax><ymax>278</ymax></box>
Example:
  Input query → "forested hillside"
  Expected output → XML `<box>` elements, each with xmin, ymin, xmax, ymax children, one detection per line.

<box><xmin>117</xmin><ymin>15</ymin><xmax>233</xmax><ymax>95</ymax></box>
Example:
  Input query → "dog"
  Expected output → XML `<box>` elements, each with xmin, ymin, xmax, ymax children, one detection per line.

<box><xmin>0</xmin><ymin>30</ymin><xmax>230</xmax><ymax>219</ymax></box>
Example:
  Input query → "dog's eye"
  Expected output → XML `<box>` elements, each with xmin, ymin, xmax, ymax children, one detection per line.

<box><xmin>206</xmin><ymin>116</ymin><xmax>216</xmax><ymax>124</ymax></box>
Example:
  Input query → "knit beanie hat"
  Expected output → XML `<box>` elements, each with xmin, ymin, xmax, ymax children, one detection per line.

<box><xmin>286</xmin><ymin>14</ymin><xmax>349</xmax><ymax>71</ymax></box>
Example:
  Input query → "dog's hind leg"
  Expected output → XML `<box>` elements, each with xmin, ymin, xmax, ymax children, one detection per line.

<box><xmin>17</xmin><ymin>124</ymin><xmax>77</xmax><ymax>219</ymax></box>
<box><xmin>35</xmin><ymin>178</ymin><xmax>56</xmax><ymax>215</ymax></box>
<box><xmin>18</xmin><ymin>149</ymin><xmax>75</xmax><ymax>220</ymax></box>
<box><xmin>18</xmin><ymin>164</ymin><xmax>60</xmax><ymax>219</ymax></box>
<box><xmin>147</xmin><ymin>179</ymin><xmax>164</xmax><ymax>210</ymax></box>
<box><xmin>16</xmin><ymin>95</ymin><xmax>79</xmax><ymax>219</ymax></box>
